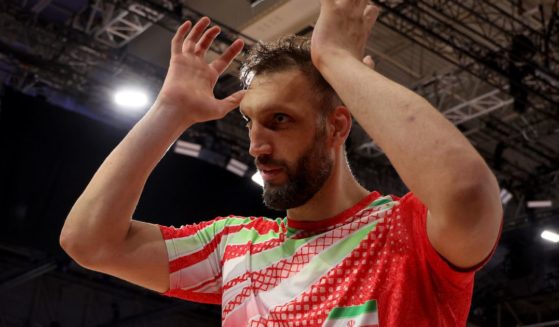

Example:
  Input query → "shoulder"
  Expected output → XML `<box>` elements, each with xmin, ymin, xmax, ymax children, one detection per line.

<box><xmin>359</xmin><ymin>192</ymin><xmax>414</xmax><ymax>219</ymax></box>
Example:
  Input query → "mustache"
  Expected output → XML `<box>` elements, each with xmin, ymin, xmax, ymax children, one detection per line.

<box><xmin>255</xmin><ymin>155</ymin><xmax>287</xmax><ymax>168</ymax></box>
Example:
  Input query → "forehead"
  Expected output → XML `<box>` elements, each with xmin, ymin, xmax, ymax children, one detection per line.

<box><xmin>239</xmin><ymin>69</ymin><xmax>319</xmax><ymax>116</ymax></box>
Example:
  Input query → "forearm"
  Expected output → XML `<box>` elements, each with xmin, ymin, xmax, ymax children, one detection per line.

<box><xmin>317</xmin><ymin>55</ymin><xmax>498</xmax><ymax>212</ymax></box>
<box><xmin>60</xmin><ymin>101</ymin><xmax>191</xmax><ymax>262</ymax></box>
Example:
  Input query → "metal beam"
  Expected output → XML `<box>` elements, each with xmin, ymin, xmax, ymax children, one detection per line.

<box><xmin>0</xmin><ymin>261</ymin><xmax>56</xmax><ymax>292</ymax></box>
<box><xmin>357</xmin><ymin>88</ymin><xmax>513</xmax><ymax>157</ymax></box>
<box><xmin>376</xmin><ymin>0</ymin><xmax>558</xmax><ymax>117</ymax></box>
<box><xmin>443</xmin><ymin>89</ymin><xmax>513</xmax><ymax>125</ymax></box>
<box><xmin>94</xmin><ymin>3</ymin><xmax>164</xmax><ymax>48</ymax></box>
<box><xmin>519</xmin><ymin>319</ymin><xmax>559</xmax><ymax>327</ymax></box>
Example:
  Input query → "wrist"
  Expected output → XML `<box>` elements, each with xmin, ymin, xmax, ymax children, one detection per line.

<box><xmin>151</xmin><ymin>97</ymin><xmax>196</xmax><ymax>130</ymax></box>
<box><xmin>313</xmin><ymin>52</ymin><xmax>364</xmax><ymax>81</ymax></box>
<box><xmin>146</xmin><ymin>98</ymin><xmax>195</xmax><ymax>136</ymax></box>
<box><xmin>312</xmin><ymin>48</ymin><xmax>349</xmax><ymax>71</ymax></box>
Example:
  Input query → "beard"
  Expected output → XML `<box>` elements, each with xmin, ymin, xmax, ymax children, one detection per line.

<box><xmin>257</xmin><ymin>131</ymin><xmax>333</xmax><ymax>211</ymax></box>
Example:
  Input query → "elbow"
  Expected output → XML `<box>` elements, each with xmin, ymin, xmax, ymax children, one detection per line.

<box><xmin>447</xmin><ymin>163</ymin><xmax>503</xmax><ymax>226</ymax></box>
<box><xmin>59</xmin><ymin>228</ymin><xmax>80</xmax><ymax>260</ymax></box>
<box><xmin>436</xmin><ymin>158</ymin><xmax>502</xmax><ymax>222</ymax></box>
<box><xmin>59</xmin><ymin>219</ymin><xmax>103</xmax><ymax>269</ymax></box>
<box><xmin>60</xmin><ymin>237</ymin><xmax>105</xmax><ymax>270</ymax></box>
<box><xmin>59</xmin><ymin>226</ymin><xmax>88</xmax><ymax>267</ymax></box>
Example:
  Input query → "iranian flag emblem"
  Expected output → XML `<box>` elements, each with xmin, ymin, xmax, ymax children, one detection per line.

<box><xmin>322</xmin><ymin>300</ymin><xmax>379</xmax><ymax>327</ymax></box>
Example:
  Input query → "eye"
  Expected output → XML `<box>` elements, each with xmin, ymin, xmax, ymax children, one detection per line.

<box><xmin>273</xmin><ymin>113</ymin><xmax>289</xmax><ymax>123</ymax></box>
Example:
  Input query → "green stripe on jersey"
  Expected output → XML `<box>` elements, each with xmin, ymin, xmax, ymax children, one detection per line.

<box><xmin>226</xmin><ymin>227</ymin><xmax>281</xmax><ymax>245</ymax></box>
<box><xmin>328</xmin><ymin>300</ymin><xmax>377</xmax><ymax>319</ymax></box>
<box><xmin>366</xmin><ymin>196</ymin><xmax>398</xmax><ymax>213</ymax></box>
<box><xmin>370</xmin><ymin>196</ymin><xmax>392</xmax><ymax>207</ymax></box>
<box><xmin>308</xmin><ymin>221</ymin><xmax>378</xmax><ymax>269</ymax></box>
<box><xmin>248</xmin><ymin>235</ymin><xmax>322</xmax><ymax>270</ymax></box>
<box><xmin>246</xmin><ymin>219</ymin><xmax>378</xmax><ymax>274</ymax></box>
<box><xmin>171</xmin><ymin>216</ymin><xmax>276</xmax><ymax>255</ymax></box>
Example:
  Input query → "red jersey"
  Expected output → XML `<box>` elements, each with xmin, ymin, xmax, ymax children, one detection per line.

<box><xmin>159</xmin><ymin>192</ymin><xmax>494</xmax><ymax>326</ymax></box>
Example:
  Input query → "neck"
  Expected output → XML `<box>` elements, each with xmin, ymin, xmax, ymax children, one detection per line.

<box><xmin>286</xmin><ymin>156</ymin><xmax>369</xmax><ymax>222</ymax></box>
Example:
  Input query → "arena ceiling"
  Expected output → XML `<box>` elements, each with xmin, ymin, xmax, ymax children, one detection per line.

<box><xmin>0</xmin><ymin>0</ymin><xmax>558</xmax><ymax>326</ymax></box>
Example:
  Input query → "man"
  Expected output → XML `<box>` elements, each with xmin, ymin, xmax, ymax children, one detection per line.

<box><xmin>60</xmin><ymin>0</ymin><xmax>502</xmax><ymax>325</ymax></box>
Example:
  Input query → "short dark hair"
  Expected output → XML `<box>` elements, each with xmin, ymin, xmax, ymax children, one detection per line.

<box><xmin>240</xmin><ymin>35</ymin><xmax>342</xmax><ymax>115</ymax></box>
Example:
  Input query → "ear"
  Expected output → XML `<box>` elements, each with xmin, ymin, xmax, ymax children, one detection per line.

<box><xmin>327</xmin><ymin>106</ymin><xmax>352</xmax><ymax>148</ymax></box>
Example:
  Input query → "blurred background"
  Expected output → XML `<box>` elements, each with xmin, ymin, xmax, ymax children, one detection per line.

<box><xmin>0</xmin><ymin>0</ymin><xmax>558</xmax><ymax>326</ymax></box>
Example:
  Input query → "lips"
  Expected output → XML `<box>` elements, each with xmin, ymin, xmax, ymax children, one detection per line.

<box><xmin>257</xmin><ymin>166</ymin><xmax>284</xmax><ymax>182</ymax></box>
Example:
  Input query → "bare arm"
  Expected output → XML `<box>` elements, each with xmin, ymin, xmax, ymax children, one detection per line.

<box><xmin>311</xmin><ymin>0</ymin><xmax>502</xmax><ymax>268</ymax></box>
<box><xmin>59</xmin><ymin>17</ymin><xmax>246</xmax><ymax>292</ymax></box>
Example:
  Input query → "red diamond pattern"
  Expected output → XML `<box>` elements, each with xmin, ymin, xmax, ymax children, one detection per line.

<box><xmin>221</xmin><ymin>205</ymin><xmax>404</xmax><ymax>325</ymax></box>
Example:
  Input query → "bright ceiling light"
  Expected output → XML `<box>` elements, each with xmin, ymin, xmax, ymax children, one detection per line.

<box><xmin>541</xmin><ymin>230</ymin><xmax>559</xmax><ymax>243</ymax></box>
<box><xmin>113</xmin><ymin>88</ymin><xmax>149</xmax><ymax>109</ymax></box>
<box><xmin>527</xmin><ymin>200</ymin><xmax>552</xmax><ymax>208</ymax></box>
<box><xmin>500</xmin><ymin>188</ymin><xmax>513</xmax><ymax>205</ymax></box>
<box><xmin>173</xmin><ymin>140</ymin><xmax>201</xmax><ymax>158</ymax></box>
<box><xmin>226</xmin><ymin>159</ymin><xmax>248</xmax><ymax>177</ymax></box>
<box><xmin>251</xmin><ymin>172</ymin><xmax>264</xmax><ymax>187</ymax></box>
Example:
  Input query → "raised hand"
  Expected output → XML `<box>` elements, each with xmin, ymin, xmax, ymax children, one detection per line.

<box><xmin>311</xmin><ymin>0</ymin><xmax>379</xmax><ymax>69</ymax></box>
<box><xmin>156</xmin><ymin>17</ymin><xmax>246</xmax><ymax>126</ymax></box>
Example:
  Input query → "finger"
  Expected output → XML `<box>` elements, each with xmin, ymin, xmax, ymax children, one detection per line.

<box><xmin>210</xmin><ymin>39</ymin><xmax>244</xmax><ymax>75</ymax></box>
<box><xmin>194</xmin><ymin>26</ymin><xmax>221</xmax><ymax>56</ymax></box>
<box><xmin>363</xmin><ymin>55</ymin><xmax>375</xmax><ymax>69</ymax></box>
<box><xmin>355</xmin><ymin>0</ymin><xmax>369</xmax><ymax>16</ymax></box>
<box><xmin>363</xmin><ymin>4</ymin><xmax>380</xmax><ymax>31</ymax></box>
<box><xmin>171</xmin><ymin>21</ymin><xmax>192</xmax><ymax>55</ymax></box>
<box><xmin>183</xmin><ymin>17</ymin><xmax>211</xmax><ymax>52</ymax></box>
<box><xmin>214</xmin><ymin>89</ymin><xmax>247</xmax><ymax>116</ymax></box>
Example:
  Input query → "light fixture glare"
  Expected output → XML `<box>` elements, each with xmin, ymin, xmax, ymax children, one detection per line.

<box><xmin>114</xmin><ymin>88</ymin><xmax>149</xmax><ymax>109</ymax></box>
<box><xmin>173</xmin><ymin>140</ymin><xmax>201</xmax><ymax>158</ymax></box>
<box><xmin>500</xmin><ymin>188</ymin><xmax>513</xmax><ymax>205</ymax></box>
<box><xmin>541</xmin><ymin>230</ymin><xmax>559</xmax><ymax>243</ymax></box>
<box><xmin>527</xmin><ymin>200</ymin><xmax>552</xmax><ymax>208</ymax></box>
<box><xmin>226</xmin><ymin>159</ymin><xmax>248</xmax><ymax>177</ymax></box>
<box><xmin>251</xmin><ymin>172</ymin><xmax>264</xmax><ymax>187</ymax></box>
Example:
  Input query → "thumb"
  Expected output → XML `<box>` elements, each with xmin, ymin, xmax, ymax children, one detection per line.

<box><xmin>215</xmin><ymin>89</ymin><xmax>247</xmax><ymax>115</ymax></box>
<box><xmin>363</xmin><ymin>55</ymin><xmax>375</xmax><ymax>69</ymax></box>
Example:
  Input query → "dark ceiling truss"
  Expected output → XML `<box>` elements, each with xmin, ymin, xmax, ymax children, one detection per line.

<box><xmin>434</xmin><ymin>0</ymin><xmax>559</xmax><ymax>77</ymax></box>
<box><xmin>0</xmin><ymin>0</ymin><xmax>253</xmax><ymax>149</ymax></box>
<box><xmin>504</xmin><ymin>206</ymin><xmax>559</xmax><ymax>233</ymax></box>
<box><xmin>472</xmin><ymin>138</ymin><xmax>532</xmax><ymax>183</ymax></box>
<box><xmin>1</xmin><ymin>0</ymin><xmax>557</xmax><ymax>184</ymax></box>
<box><xmin>0</xmin><ymin>0</ymin><xmax>249</xmax><ymax>99</ymax></box>
<box><xmin>483</xmin><ymin>117</ymin><xmax>557</xmax><ymax>169</ymax></box>
<box><xmin>127</xmin><ymin>0</ymin><xmax>257</xmax><ymax>70</ymax></box>
<box><xmin>0</xmin><ymin>260</ymin><xmax>57</xmax><ymax>293</ymax></box>
<box><xmin>413</xmin><ymin>69</ymin><xmax>558</xmax><ymax>176</ymax></box>
<box><xmin>0</xmin><ymin>3</ymin><xmax>164</xmax><ymax>103</ymax></box>
<box><xmin>376</xmin><ymin>0</ymin><xmax>559</xmax><ymax>120</ymax></box>
<box><xmin>373</xmin><ymin>0</ymin><xmax>559</xmax><ymax>199</ymax></box>
<box><xmin>501</xmin><ymin>0</ymin><xmax>559</xmax><ymax>67</ymax></box>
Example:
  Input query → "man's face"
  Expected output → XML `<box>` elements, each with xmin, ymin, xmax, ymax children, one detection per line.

<box><xmin>239</xmin><ymin>69</ymin><xmax>334</xmax><ymax>210</ymax></box>
<box><xmin>257</xmin><ymin>123</ymin><xmax>333</xmax><ymax>210</ymax></box>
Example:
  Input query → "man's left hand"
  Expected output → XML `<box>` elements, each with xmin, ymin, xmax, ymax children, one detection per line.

<box><xmin>311</xmin><ymin>0</ymin><xmax>380</xmax><ymax>69</ymax></box>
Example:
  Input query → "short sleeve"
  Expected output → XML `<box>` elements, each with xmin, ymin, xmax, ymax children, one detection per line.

<box><xmin>158</xmin><ymin>216</ymin><xmax>233</xmax><ymax>304</ymax></box>
<box><xmin>401</xmin><ymin>193</ymin><xmax>481</xmax><ymax>288</ymax></box>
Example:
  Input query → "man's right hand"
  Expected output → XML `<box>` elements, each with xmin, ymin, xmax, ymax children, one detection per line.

<box><xmin>60</xmin><ymin>17</ymin><xmax>246</xmax><ymax>294</ymax></box>
<box><xmin>156</xmin><ymin>17</ymin><xmax>246</xmax><ymax>127</ymax></box>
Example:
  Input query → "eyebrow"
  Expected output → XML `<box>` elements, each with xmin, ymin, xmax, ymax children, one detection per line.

<box><xmin>239</xmin><ymin>104</ymin><xmax>297</xmax><ymax>118</ymax></box>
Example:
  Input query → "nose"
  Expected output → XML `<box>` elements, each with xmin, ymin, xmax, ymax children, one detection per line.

<box><xmin>248</xmin><ymin>124</ymin><xmax>272</xmax><ymax>158</ymax></box>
